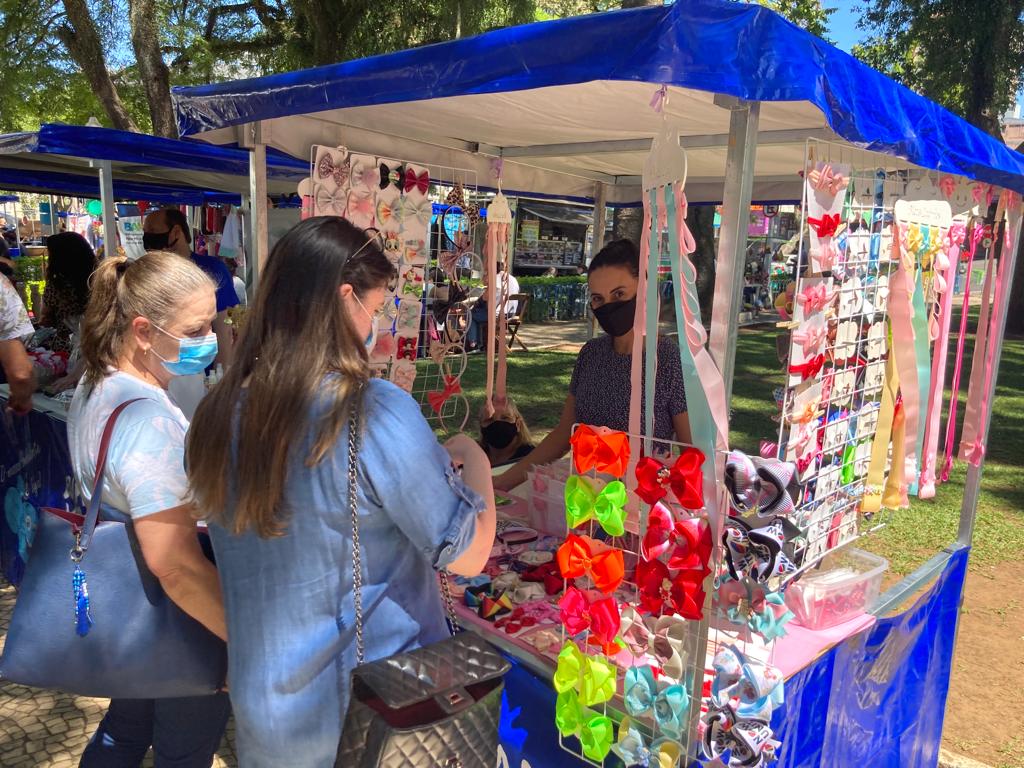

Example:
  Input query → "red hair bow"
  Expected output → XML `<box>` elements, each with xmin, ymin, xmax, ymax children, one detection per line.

<box><xmin>397</xmin><ymin>336</ymin><xmax>418</xmax><ymax>361</ymax></box>
<box><xmin>808</xmin><ymin>214</ymin><xmax>841</xmax><ymax>238</ymax></box>
<box><xmin>641</xmin><ymin>505</ymin><xmax>712</xmax><ymax>572</ymax></box>
<box><xmin>521</xmin><ymin>561</ymin><xmax>564</xmax><ymax>595</ymax></box>
<box><xmin>404</xmin><ymin>168</ymin><xmax>430</xmax><ymax>196</ymax></box>
<box><xmin>427</xmin><ymin>375</ymin><xmax>461</xmax><ymax>414</ymax></box>
<box><xmin>634</xmin><ymin>448</ymin><xmax>705</xmax><ymax>508</ymax></box>
<box><xmin>570</xmin><ymin>425</ymin><xmax>630</xmax><ymax>477</ymax></box>
<box><xmin>557</xmin><ymin>534</ymin><xmax>625</xmax><ymax>594</ymax></box>
<box><xmin>635</xmin><ymin>559</ymin><xmax>706</xmax><ymax>620</ymax></box>
<box><xmin>558</xmin><ymin>585</ymin><xmax>620</xmax><ymax>652</ymax></box>
<box><xmin>788</xmin><ymin>354</ymin><xmax>825</xmax><ymax>380</ymax></box>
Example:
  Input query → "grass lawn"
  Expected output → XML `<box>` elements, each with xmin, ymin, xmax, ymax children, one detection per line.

<box><xmin>451</xmin><ymin>311</ymin><xmax>1024</xmax><ymax>578</ymax></box>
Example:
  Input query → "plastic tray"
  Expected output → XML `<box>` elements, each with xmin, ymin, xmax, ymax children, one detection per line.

<box><xmin>785</xmin><ymin>548</ymin><xmax>888</xmax><ymax>630</ymax></box>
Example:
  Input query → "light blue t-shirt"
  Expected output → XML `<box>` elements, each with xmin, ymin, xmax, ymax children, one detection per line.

<box><xmin>68</xmin><ymin>371</ymin><xmax>190</xmax><ymax>518</ymax></box>
<box><xmin>209</xmin><ymin>377</ymin><xmax>484</xmax><ymax>767</ymax></box>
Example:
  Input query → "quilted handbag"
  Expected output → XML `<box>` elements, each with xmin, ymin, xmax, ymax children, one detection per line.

<box><xmin>0</xmin><ymin>399</ymin><xmax>227</xmax><ymax>699</ymax></box>
<box><xmin>336</xmin><ymin>404</ymin><xmax>509</xmax><ymax>768</ymax></box>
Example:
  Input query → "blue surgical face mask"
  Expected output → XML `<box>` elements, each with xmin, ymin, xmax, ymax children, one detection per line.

<box><xmin>152</xmin><ymin>324</ymin><xmax>218</xmax><ymax>376</ymax></box>
<box><xmin>354</xmin><ymin>294</ymin><xmax>380</xmax><ymax>353</ymax></box>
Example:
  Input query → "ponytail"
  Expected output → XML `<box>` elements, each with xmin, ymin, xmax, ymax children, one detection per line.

<box><xmin>80</xmin><ymin>252</ymin><xmax>214</xmax><ymax>386</ymax></box>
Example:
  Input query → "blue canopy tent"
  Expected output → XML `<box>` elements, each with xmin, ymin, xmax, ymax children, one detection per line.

<box><xmin>170</xmin><ymin>1</ymin><xmax>1024</xmax><ymax>765</ymax></box>
<box><xmin>0</xmin><ymin>123</ymin><xmax>307</xmax><ymax>250</ymax></box>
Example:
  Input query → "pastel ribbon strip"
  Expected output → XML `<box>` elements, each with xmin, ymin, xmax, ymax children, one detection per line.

<box><xmin>888</xmin><ymin>223</ymin><xmax>922</xmax><ymax>492</ymax></box>
<box><xmin>910</xmin><ymin>264</ymin><xmax>933</xmax><ymax>495</ymax></box>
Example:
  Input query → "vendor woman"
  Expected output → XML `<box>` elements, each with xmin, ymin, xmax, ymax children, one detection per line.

<box><xmin>494</xmin><ymin>239</ymin><xmax>690</xmax><ymax>492</ymax></box>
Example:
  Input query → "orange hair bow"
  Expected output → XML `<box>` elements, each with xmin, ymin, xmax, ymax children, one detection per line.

<box><xmin>557</xmin><ymin>534</ymin><xmax>625</xmax><ymax>594</ymax></box>
<box><xmin>570</xmin><ymin>425</ymin><xmax>630</xmax><ymax>477</ymax></box>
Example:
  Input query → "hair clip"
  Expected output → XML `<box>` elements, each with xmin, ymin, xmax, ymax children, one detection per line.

<box><xmin>427</xmin><ymin>375</ymin><xmax>461</xmax><ymax>415</ymax></box>
<box><xmin>478</xmin><ymin>591</ymin><xmax>514</xmax><ymax>621</ymax></box>
<box><xmin>635</xmin><ymin>447</ymin><xmax>705</xmax><ymax>509</ymax></box>
<box><xmin>400</xmin><ymin>196</ymin><xmax>432</xmax><ymax>229</ymax></box>
<box><xmin>395</xmin><ymin>336</ymin><xmax>417</xmax><ymax>362</ymax></box>
<box><xmin>570</xmin><ymin>424</ymin><xmax>630</xmax><ymax>477</ymax></box>
<box><xmin>345</xmin><ymin>191</ymin><xmax>376</xmax><ymax>228</ymax></box>
<box><xmin>725</xmin><ymin>450</ymin><xmax>761</xmax><ymax>514</ymax></box>
<box><xmin>564</xmin><ymin>476</ymin><xmax>627</xmax><ymax>537</ymax></box>
<box><xmin>622</xmin><ymin>665</ymin><xmax>691</xmax><ymax>741</ymax></box>
<box><xmin>315</xmin><ymin>147</ymin><xmax>349</xmax><ymax>188</ymax></box>
<box><xmin>641</xmin><ymin>504</ymin><xmax>712</xmax><ymax>572</ymax></box>
<box><xmin>376</xmin><ymin>197</ymin><xmax>399</xmax><ymax>229</ymax></box>
<box><xmin>388</xmin><ymin>360</ymin><xmax>416</xmax><ymax>393</ymax></box>
<box><xmin>557</xmin><ymin>534</ymin><xmax>625</xmax><ymax>594</ymax></box>
<box><xmin>404</xmin><ymin>166</ymin><xmax>430</xmax><ymax>196</ymax></box>
<box><xmin>349</xmin><ymin>158</ymin><xmax>379</xmax><ymax>191</ymax></box>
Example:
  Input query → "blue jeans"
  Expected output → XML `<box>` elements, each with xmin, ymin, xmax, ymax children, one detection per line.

<box><xmin>79</xmin><ymin>694</ymin><xmax>230</xmax><ymax>768</ymax></box>
<box><xmin>466</xmin><ymin>303</ymin><xmax>490</xmax><ymax>348</ymax></box>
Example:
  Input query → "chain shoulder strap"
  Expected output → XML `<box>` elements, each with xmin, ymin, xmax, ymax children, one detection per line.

<box><xmin>347</xmin><ymin>398</ymin><xmax>458</xmax><ymax>666</ymax></box>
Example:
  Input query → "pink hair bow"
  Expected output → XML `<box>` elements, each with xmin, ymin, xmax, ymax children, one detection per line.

<box><xmin>939</xmin><ymin>176</ymin><xmax>956</xmax><ymax>199</ymax></box>
<box><xmin>428</xmin><ymin>375</ymin><xmax>462</xmax><ymax>414</ymax></box>
<box><xmin>346</xmin><ymin>191</ymin><xmax>375</xmax><ymax>220</ymax></box>
<box><xmin>792</xmin><ymin>320</ymin><xmax>826</xmax><ymax>357</ymax></box>
<box><xmin>808</xmin><ymin>164</ymin><xmax>848</xmax><ymax>196</ymax></box>
<box><xmin>798</xmin><ymin>284</ymin><xmax>833</xmax><ymax>315</ymax></box>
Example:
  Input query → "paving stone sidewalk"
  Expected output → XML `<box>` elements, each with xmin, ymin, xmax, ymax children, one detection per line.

<box><xmin>0</xmin><ymin>579</ymin><xmax>238</xmax><ymax>767</ymax></box>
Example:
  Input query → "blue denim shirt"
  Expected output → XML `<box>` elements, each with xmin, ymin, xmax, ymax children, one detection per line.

<box><xmin>208</xmin><ymin>378</ymin><xmax>483</xmax><ymax>767</ymax></box>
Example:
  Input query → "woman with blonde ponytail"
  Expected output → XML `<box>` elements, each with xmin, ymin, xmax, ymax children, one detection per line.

<box><xmin>69</xmin><ymin>252</ymin><xmax>230</xmax><ymax>767</ymax></box>
<box><xmin>186</xmin><ymin>217</ymin><xmax>497</xmax><ymax>767</ymax></box>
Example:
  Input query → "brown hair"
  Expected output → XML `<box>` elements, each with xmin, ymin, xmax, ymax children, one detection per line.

<box><xmin>80</xmin><ymin>252</ymin><xmax>214</xmax><ymax>386</ymax></box>
<box><xmin>478</xmin><ymin>398</ymin><xmax>534</xmax><ymax>447</ymax></box>
<box><xmin>186</xmin><ymin>217</ymin><xmax>396</xmax><ymax>537</ymax></box>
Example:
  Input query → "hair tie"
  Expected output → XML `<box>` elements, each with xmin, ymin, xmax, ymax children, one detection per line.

<box><xmin>115</xmin><ymin>259</ymin><xmax>130</xmax><ymax>277</ymax></box>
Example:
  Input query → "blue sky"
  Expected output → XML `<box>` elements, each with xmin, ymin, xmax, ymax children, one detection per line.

<box><xmin>825</xmin><ymin>1</ymin><xmax>864</xmax><ymax>53</ymax></box>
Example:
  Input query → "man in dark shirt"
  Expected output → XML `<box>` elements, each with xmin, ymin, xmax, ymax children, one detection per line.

<box><xmin>142</xmin><ymin>208</ymin><xmax>238</xmax><ymax>368</ymax></box>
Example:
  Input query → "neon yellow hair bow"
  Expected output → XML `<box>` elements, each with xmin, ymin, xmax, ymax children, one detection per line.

<box><xmin>564</xmin><ymin>476</ymin><xmax>627</xmax><ymax>537</ymax></box>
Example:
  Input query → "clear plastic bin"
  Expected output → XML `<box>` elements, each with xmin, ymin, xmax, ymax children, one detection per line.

<box><xmin>527</xmin><ymin>461</ymin><xmax>571</xmax><ymax>535</ymax></box>
<box><xmin>785</xmin><ymin>548</ymin><xmax>888</xmax><ymax>630</ymax></box>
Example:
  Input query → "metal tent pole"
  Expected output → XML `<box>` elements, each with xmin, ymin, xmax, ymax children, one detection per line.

<box><xmin>89</xmin><ymin>159</ymin><xmax>118</xmax><ymax>258</ymax></box>
<box><xmin>48</xmin><ymin>195</ymin><xmax>57</xmax><ymax>235</ymax></box>
<box><xmin>958</xmin><ymin>205</ymin><xmax>1023</xmax><ymax>547</ymax></box>
<box><xmin>241</xmin><ymin>123</ymin><xmax>268</xmax><ymax>296</ymax></box>
<box><xmin>708</xmin><ymin>97</ymin><xmax>760</xmax><ymax>402</ymax></box>
<box><xmin>589</xmin><ymin>182</ymin><xmax>608</xmax><ymax>339</ymax></box>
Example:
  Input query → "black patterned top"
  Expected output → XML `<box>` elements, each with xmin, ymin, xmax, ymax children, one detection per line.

<box><xmin>570</xmin><ymin>334</ymin><xmax>688</xmax><ymax>441</ymax></box>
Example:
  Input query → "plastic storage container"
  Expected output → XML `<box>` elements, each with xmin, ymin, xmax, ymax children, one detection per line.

<box><xmin>785</xmin><ymin>548</ymin><xmax>888</xmax><ymax>630</ymax></box>
<box><xmin>527</xmin><ymin>460</ymin><xmax>572</xmax><ymax>535</ymax></box>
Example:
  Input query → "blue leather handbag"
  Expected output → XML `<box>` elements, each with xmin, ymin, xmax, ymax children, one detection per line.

<box><xmin>0</xmin><ymin>399</ymin><xmax>226</xmax><ymax>699</ymax></box>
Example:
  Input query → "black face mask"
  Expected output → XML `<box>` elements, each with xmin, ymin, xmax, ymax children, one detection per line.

<box><xmin>481</xmin><ymin>420</ymin><xmax>519</xmax><ymax>450</ymax></box>
<box><xmin>143</xmin><ymin>231</ymin><xmax>172</xmax><ymax>252</ymax></box>
<box><xmin>592</xmin><ymin>297</ymin><xmax>637</xmax><ymax>338</ymax></box>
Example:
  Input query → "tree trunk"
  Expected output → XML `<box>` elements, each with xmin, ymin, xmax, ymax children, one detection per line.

<box><xmin>58</xmin><ymin>0</ymin><xmax>140</xmax><ymax>132</ymax></box>
<box><xmin>612</xmin><ymin>206</ymin><xmax>644</xmax><ymax>247</ymax></box>
<box><xmin>687</xmin><ymin>205</ymin><xmax>717</xmax><ymax>321</ymax></box>
<box><xmin>129</xmin><ymin>0</ymin><xmax>177</xmax><ymax>138</ymax></box>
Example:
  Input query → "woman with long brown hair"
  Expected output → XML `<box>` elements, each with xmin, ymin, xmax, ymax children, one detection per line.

<box><xmin>186</xmin><ymin>216</ymin><xmax>496</xmax><ymax>767</ymax></box>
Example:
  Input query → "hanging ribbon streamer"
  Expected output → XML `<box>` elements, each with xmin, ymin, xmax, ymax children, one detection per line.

<box><xmin>941</xmin><ymin>225</ymin><xmax>983</xmax><ymax>481</ymax></box>
<box><xmin>627</xmin><ymin>194</ymin><xmax>655</xmax><ymax>479</ymax></box>
<box><xmin>888</xmin><ymin>223</ymin><xmax>922</xmax><ymax>494</ymax></box>
<box><xmin>919</xmin><ymin>224</ymin><xmax>964</xmax><ymax>497</ymax></box>
<box><xmin>909</xmin><ymin>263</ymin><xmax>932</xmax><ymax>496</ymax></box>
<box><xmin>862</xmin><ymin>349</ymin><xmax>900</xmax><ymax>514</ymax></box>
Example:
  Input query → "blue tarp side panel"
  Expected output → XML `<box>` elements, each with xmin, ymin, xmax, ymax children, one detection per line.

<box><xmin>172</xmin><ymin>0</ymin><xmax>1024</xmax><ymax>195</ymax></box>
<box><xmin>0</xmin><ymin>167</ymin><xmax>241</xmax><ymax>206</ymax></box>
<box><xmin>773</xmin><ymin>546</ymin><xmax>968</xmax><ymax>768</ymax></box>
<box><xmin>0</xmin><ymin>195</ymin><xmax>20</xmax><ymax>202</ymax></box>
<box><xmin>0</xmin><ymin>124</ymin><xmax>307</xmax><ymax>179</ymax></box>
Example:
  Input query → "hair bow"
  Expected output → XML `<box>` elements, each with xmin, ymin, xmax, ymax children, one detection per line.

<box><xmin>376</xmin><ymin>197</ymin><xmax>399</xmax><ymax>228</ymax></box>
<box><xmin>445</xmin><ymin>182</ymin><xmax>481</xmax><ymax>226</ymax></box>
<box><xmin>564</xmin><ymin>476</ymin><xmax>627</xmax><ymax>537</ymax></box>
<box><xmin>939</xmin><ymin>175</ymin><xmax>956</xmax><ymax>199</ymax></box>
<box><xmin>809</xmin><ymin>163</ymin><xmax>848</xmax><ymax>196</ymax></box>
<box><xmin>521</xmin><ymin>560</ymin><xmax>564</xmax><ymax>595</ymax></box>
<box><xmin>349</xmin><ymin>159</ymin><xmax>379</xmax><ymax>190</ymax></box>
<box><xmin>557</xmin><ymin>534</ymin><xmax>625</xmax><ymax>594</ymax></box>
<box><xmin>754</xmin><ymin>459</ymin><xmax>798</xmax><ymax>518</ymax></box>
<box><xmin>570</xmin><ymin>424</ymin><xmax>630</xmax><ymax>477</ymax></box>
<box><xmin>478</xmin><ymin>591</ymin><xmax>514</xmax><ymax>620</ymax></box>
<box><xmin>404</xmin><ymin>167</ymin><xmax>430</xmax><ymax>196</ymax></box>
<box><xmin>427</xmin><ymin>375</ymin><xmax>462</xmax><ymax>415</ymax></box>
<box><xmin>792</xmin><ymin>319</ymin><xmax>826</xmax><ymax>357</ymax></box>
<box><xmin>619</xmin><ymin>608</ymin><xmax>688</xmax><ymax>679</ymax></box>
<box><xmin>399</xmin><ymin>196</ymin><xmax>432</xmax><ymax>228</ymax></box>
<box><xmin>379</xmin><ymin>161</ymin><xmax>406</xmax><ymax>191</ymax></box>
<box><xmin>612</xmin><ymin>716</ymin><xmax>683</xmax><ymax>768</ymax></box>
<box><xmin>554</xmin><ymin>689</ymin><xmax>614</xmax><ymax>762</ymax></box>
<box><xmin>345</xmin><ymin>190</ymin><xmax>375</xmax><ymax>225</ymax></box>
<box><xmin>553</xmin><ymin>641</ymin><xmax>616</xmax><ymax>707</ymax></box>
<box><xmin>746</xmin><ymin>519</ymin><xmax>800</xmax><ymax>582</ymax></box>
<box><xmin>396</xmin><ymin>299</ymin><xmax>420</xmax><ymax>330</ymax></box>
<box><xmin>798</xmin><ymin>283</ymin><xmax>834</xmax><ymax>315</ymax></box>
<box><xmin>4</xmin><ymin>481</ymin><xmax>37</xmax><ymax>562</ymax></box>
<box><xmin>718</xmin><ymin>579</ymin><xmax>794</xmax><ymax>643</ymax></box>
<box><xmin>315</xmin><ymin>149</ymin><xmax>350</xmax><ymax>188</ymax></box>
<box><xmin>622</xmin><ymin>665</ymin><xmax>691</xmax><ymax>741</ymax></box>
<box><xmin>808</xmin><ymin>213</ymin><xmax>841</xmax><ymax>239</ymax></box>
<box><xmin>396</xmin><ymin>336</ymin><xmax>417</xmax><ymax>361</ymax></box>
<box><xmin>786</xmin><ymin>400</ymin><xmax>820</xmax><ymax>426</ymax></box>
<box><xmin>725</xmin><ymin>450</ymin><xmax>761</xmax><ymax>514</ymax></box>
<box><xmin>313</xmin><ymin>184</ymin><xmax>346</xmax><ymax>216</ymax></box>
<box><xmin>641</xmin><ymin>504</ymin><xmax>712</xmax><ymax>572</ymax></box>
<box><xmin>558</xmin><ymin>586</ymin><xmax>620</xmax><ymax>652</ymax></box>
<box><xmin>389</xmin><ymin>360</ymin><xmax>416</xmax><ymax>393</ymax></box>
<box><xmin>634</xmin><ymin>448</ymin><xmax>705</xmax><ymax>508</ymax></box>
<box><xmin>788</xmin><ymin>353</ymin><xmax>826</xmax><ymax>380</ymax></box>
<box><xmin>635</xmin><ymin>559</ymin><xmax>706</xmax><ymax>620</ymax></box>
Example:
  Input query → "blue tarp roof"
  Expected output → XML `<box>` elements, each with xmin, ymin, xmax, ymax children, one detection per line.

<box><xmin>0</xmin><ymin>167</ymin><xmax>242</xmax><ymax>205</ymax></box>
<box><xmin>0</xmin><ymin>124</ymin><xmax>307</xmax><ymax>179</ymax></box>
<box><xmin>172</xmin><ymin>0</ymin><xmax>1024</xmax><ymax>196</ymax></box>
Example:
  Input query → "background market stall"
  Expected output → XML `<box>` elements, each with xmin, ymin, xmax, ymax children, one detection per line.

<box><xmin>38</xmin><ymin>0</ymin><xmax>1024</xmax><ymax>766</ymax></box>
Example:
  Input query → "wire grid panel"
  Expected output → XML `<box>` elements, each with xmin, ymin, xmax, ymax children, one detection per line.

<box><xmin>776</xmin><ymin>143</ymin><xmax>905</xmax><ymax>573</ymax></box>
<box><xmin>557</xmin><ymin>428</ymin><xmax>711</xmax><ymax>767</ymax></box>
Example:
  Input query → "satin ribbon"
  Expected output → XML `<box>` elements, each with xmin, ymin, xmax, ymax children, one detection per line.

<box><xmin>788</xmin><ymin>354</ymin><xmax>826</xmax><ymax>380</ymax></box>
<box><xmin>628</xmin><ymin>190</ymin><xmax>654</xmax><ymax>464</ymax></box>
<box><xmin>883</xmin><ymin>396</ymin><xmax>909</xmax><ymax>508</ymax></box>
<box><xmin>919</xmin><ymin>224</ymin><xmax>964</xmax><ymax>497</ymax></box>
<box><xmin>482</xmin><ymin>216</ymin><xmax>511</xmax><ymax>416</ymax></box>
<box><xmin>557</xmin><ymin>586</ymin><xmax>620</xmax><ymax>651</ymax></box>
<box><xmin>959</xmin><ymin>222</ymin><xmax>999</xmax><ymax>462</ymax></box>
<box><xmin>427</xmin><ymin>375</ymin><xmax>461</xmax><ymax>414</ymax></box>
<box><xmin>888</xmin><ymin>223</ymin><xmax>922</xmax><ymax>492</ymax></box>
<box><xmin>620</xmin><ymin>609</ymin><xmax>687</xmax><ymax>680</ymax></box>
<box><xmin>554</xmin><ymin>689</ymin><xmax>614</xmax><ymax>762</ymax></box>
<box><xmin>909</xmin><ymin>264</ymin><xmax>932</xmax><ymax>494</ymax></box>
<box><xmin>556</xmin><ymin>534</ymin><xmax>625</xmax><ymax>594</ymax></box>
<box><xmin>808</xmin><ymin>213</ymin><xmax>841</xmax><ymax>238</ymax></box>
<box><xmin>570</xmin><ymin>424</ymin><xmax>630</xmax><ymax>477</ymax></box>
<box><xmin>553</xmin><ymin>641</ymin><xmax>617</xmax><ymax>707</ymax></box>
<box><xmin>621</xmin><ymin>665</ymin><xmax>691</xmax><ymax>741</ymax></box>
<box><xmin>635</xmin><ymin>558</ymin><xmax>706</xmax><ymax>620</ymax></box>
<box><xmin>798</xmin><ymin>283</ymin><xmax>834</xmax><ymax>315</ymax></box>
<box><xmin>808</xmin><ymin>164</ymin><xmax>848</xmax><ymax>196</ymax></box>
<box><xmin>634</xmin><ymin>449</ymin><xmax>705</xmax><ymax>508</ymax></box>
<box><xmin>792</xmin><ymin>316</ymin><xmax>827</xmax><ymax>357</ymax></box>
<box><xmin>640</xmin><ymin>503</ymin><xmax>712</xmax><ymax>571</ymax></box>
<box><xmin>563</xmin><ymin>476</ymin><xmax>627</xmax><ymax>537</ymax></box>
